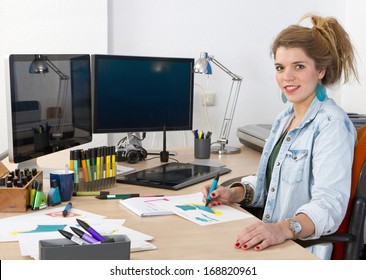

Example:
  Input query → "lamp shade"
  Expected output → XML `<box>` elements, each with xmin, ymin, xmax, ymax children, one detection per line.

<box><xmin>194</xmin><ymin>52</ymin><xmax>212</xmax><ymax>75</ymax></box>
<box><xmin>29</xmin><ymin>55</ymin><xmax>49</xmax><ymax>74</ymax></box>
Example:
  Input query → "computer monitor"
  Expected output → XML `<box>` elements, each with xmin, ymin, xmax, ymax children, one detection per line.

<box><xmin>6</xmin><ymin>54</ymin><xmax>92</xmax><ymax>174</ymax></box>
<box><xmin>92</xmin><ymin>54</ymin><xmax>194</xmax><ymax>146</ymax></box>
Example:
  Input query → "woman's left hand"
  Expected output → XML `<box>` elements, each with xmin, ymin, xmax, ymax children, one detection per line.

<box><xmin>235</xmin><ymin>220</ymin><xmax>292</xmax><ymax>251</ymax></box>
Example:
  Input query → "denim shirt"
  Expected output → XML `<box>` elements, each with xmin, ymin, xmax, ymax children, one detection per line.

<box><xmin>245</xmin><ymin>96</ymin><xmax>356</xmax><ymax>243</ymax></box>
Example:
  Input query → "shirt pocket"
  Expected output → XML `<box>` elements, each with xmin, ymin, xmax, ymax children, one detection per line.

<box><xmin>281</xmin><ymin>149</ymin><xmax>308</xmax><ymax>185</ymax></box>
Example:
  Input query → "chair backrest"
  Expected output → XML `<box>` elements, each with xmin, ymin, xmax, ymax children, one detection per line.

<box><xmin>332</xmin><ymin>124</ymin><xmax>366</xmax><ymax>259</ymax></box>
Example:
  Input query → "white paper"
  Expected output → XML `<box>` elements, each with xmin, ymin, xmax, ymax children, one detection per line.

<box><xmin>150</xmin><ymin>192</ymin><xmax>252</xmax><ymax>226</ymax></box>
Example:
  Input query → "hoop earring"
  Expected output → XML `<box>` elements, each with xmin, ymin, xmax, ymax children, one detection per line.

<box><xmin>316</xmin><ymin>83</ymin><xmax>326</xmax><ymax>102</ymax></box>
<box><xmin>281</xmin><ymin>92</ymin><xmax>287</xmax><ymax>104</ymax></box>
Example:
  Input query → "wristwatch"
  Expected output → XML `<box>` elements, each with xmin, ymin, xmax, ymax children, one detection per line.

<box><xmin>286</xmin><ymin>218</ymin><xmax>302</xmax><ymax>240</ymax></box>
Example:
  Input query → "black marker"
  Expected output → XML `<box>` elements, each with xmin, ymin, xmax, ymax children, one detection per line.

<box><xmin>58</xmin><ymin>229</ymin><xmax>89</xmax><ymax>245</ymax></box>
<box><xmin>76</xmin><ymin>219</ymin><xmax>105</xmax><ymax>241</ymax></box>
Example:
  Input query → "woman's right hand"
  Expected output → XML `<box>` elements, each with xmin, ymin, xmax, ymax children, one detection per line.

<box><xmin>201</xmin><ymin>184</ymin><xmax>244</xmax><ymax>207</ymax></box>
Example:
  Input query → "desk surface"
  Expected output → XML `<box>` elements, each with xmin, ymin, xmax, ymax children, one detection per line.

<box><xmin>0</xmin><ymin>146</ymin><xmax>318</xmax><ymax>260</ymax></box>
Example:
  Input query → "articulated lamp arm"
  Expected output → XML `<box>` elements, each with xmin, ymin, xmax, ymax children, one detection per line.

<box><xmin>209</xmin><ymin>56</ymin><xmax>243</xmax><ymax>154</ymax></box>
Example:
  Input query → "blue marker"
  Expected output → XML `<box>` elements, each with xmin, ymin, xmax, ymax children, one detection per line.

<box><xmin>62</xmin><ymin>202</ymin><xmax>72</xmax><ymax>217</ymax></box>
<box><xmin>205</xmin><ymin>172</ymin><xmax>220</xmax><ymax>206</ymax></box>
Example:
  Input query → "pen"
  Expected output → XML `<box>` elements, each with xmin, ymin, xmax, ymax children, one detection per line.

<box><xmin>62</xmin><ymin>202</ymin><xmax>72</xmax><ymax>217</ymax></box>
<box><xmin>95</xmin><ymin>193</ymin><xmax>140</xmax><ymax>200</ymax></box>
<box><xmin>76</xmin><ymin>219</ymin><xmax>105</xmax><ymax>241</ymax></box>
<box><xmin>58</xmin><ymin>229</ymin><xmax>89</xmax><ymax>245</ymax></box>
<box><xmin>205</xmin><ymin>172</ymin><xmax>220</xmax><ymax>206</ymax></box>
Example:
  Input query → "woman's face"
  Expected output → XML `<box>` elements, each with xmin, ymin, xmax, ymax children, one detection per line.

<box><xmin>275</xmin><ymin>47</ymin><xmax>325</xmax><ymax>106</ymax></box>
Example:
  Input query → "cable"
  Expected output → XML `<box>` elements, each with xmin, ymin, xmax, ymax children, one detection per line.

<box><xmin>194</xmin><ymin>83</ymin><xmax>213</xmax><ymax>132</ymax></box>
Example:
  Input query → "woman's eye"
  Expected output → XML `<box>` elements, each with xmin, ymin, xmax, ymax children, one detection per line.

<box><xmin>295</xmin><ymin>64</ymin><xmax>305</xmax><ymax>70</ymax></box>
<box><xmin>275</xmin><ymin>65</ymin><xmax>284</xmax><ymax>71</ymax></box>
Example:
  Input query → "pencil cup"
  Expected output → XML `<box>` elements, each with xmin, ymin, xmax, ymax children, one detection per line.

<box><xmin>50</xmin><ymin>170</ymin><xmax>74</xmax><ymax>202</ymax></box>
<box><xmin>194</xmin><ymin>138</ymin><xmax>211</xmax><ymax>159</ymax></box>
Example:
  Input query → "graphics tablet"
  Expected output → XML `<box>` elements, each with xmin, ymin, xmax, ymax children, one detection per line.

<box><xmin>116</xmin><ymin>162</ymin><xmax>231</xmax><ymax>190</ymax></box>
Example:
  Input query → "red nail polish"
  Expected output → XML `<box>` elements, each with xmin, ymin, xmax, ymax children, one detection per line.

<box><xmin>211</xmin><ymin>193</ymin><xmax>216</xmax><ymax>197</ymax></box>
<box><xmin>235</xmin><ymin>242</ymin><xmax>240</xmax><ymax>248</ymax></box>
<box><xmin>255</xmin><ymin>246</ymin><xmax>260</xmax><ymax>250</ymax></box>
<box><xmin>242</xmin><ymin>244</ymin><xmax>248</xmax><ymax>249</ymax></box>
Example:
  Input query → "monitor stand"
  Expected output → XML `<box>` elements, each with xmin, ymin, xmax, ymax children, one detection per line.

<box><xmin>15</xmin><ymin>158</ymin><xmax>66</xmax><ymax>179</ymax></box>
<box><xmin>127</xmin><ymin>131</ymin><xmax>177</xmax><ymax>158</ymax></box>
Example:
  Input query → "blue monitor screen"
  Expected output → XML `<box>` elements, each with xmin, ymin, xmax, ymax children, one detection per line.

<box><xmin>92</xmin><ymin>55</ymin><xmax>194</xmax><ymax>133</ymax></box>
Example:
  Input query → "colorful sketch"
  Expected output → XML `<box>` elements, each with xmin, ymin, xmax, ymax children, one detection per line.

<box><xmin>150</xmin><ymin>192</ymin><xmax>252</xmax><ymax>226</ymax></box>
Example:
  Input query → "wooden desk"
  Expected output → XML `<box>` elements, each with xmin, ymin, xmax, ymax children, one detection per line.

<box><xmin>0</xmin><ymin>147</ymin><xmax>318</xmax><ymax>260</ymax></box>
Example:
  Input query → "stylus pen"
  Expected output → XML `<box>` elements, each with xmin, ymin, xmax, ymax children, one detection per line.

<box><xmin>205</xmin><ymin>172</ymin><xmax>220</xmax><ymax>206</ymax></box>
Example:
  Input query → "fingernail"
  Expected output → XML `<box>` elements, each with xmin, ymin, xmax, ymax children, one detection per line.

<box><xmin>242</xmin><ymin>244</ymin><xmax>248</xmax><ymax>249</ymax></box>
<box><xmin>255</xmin><ymin>246</ymin><xmax>260</xmax><ymax>250</ymax></box>
<box><xmin>218</xmin><ymin>202</ymin><xmax>222</xmax><ymax>205</ymax></box>
<box><xmin>211</xmin><ymin>193</ymin><xmax>216</xmax><ymax>197</ymax></box>
<box><xmin>235</xmin><ymin>242</ymin><xmax>240</xmax><ymax>248</ymax></box>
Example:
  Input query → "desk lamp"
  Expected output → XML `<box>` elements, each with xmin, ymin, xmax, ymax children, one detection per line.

<box><xmin>29</xmin><ymin>55</ymin><xmax>70</xmax><ymax>139</ymax></box>
<box><xmin>194</xmin><ymin>52</ymin><xmax>243</xmax><ymax>154</ymax></box>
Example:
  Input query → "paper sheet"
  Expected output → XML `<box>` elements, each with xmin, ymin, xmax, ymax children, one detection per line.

<box><xmin>150</xmin><ymin>192</ymin><xmax>252</xmax><ymax>226</ymax></box>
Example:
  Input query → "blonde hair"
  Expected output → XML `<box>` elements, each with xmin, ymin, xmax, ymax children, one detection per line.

<box><xmin>271</xmin><ymin>14</ymin><xmax>358</xmax><ymax>86</ymax></box>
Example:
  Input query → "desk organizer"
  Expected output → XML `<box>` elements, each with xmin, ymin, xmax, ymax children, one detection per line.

<box><xmin>70</xmin><ymin>146</ymin><xmax>117</xmax><ymax>194</ymax></box>
<box><xmin>39</xmin><ymin>234</ymin><xmax>130</xmax><ymax>260</ymax></box>
<box><xmin>0</xmin><ymin>162</ymin><xmax>43</xmax><ymax>212</ymax></box>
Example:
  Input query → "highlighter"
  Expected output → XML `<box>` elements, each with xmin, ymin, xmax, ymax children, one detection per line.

<box><xmin>205</xmin><ymin>172</ymin><xmax>220</xmax><ymax>206</ymax></box>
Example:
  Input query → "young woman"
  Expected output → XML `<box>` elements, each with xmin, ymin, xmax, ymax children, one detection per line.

<box><xmin>201</xmin><ymin>14</ymin><xmax>359</xmax><ymax>259</ymax></box>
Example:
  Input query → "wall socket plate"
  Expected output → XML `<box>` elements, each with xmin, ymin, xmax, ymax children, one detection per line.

<box><xmin>201</xmin><ymin>92</ymin><xmax>215</xmax><ymax>106</ymax></box>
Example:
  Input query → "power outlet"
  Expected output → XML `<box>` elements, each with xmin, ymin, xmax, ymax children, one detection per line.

<box><xmin>201</xmin><ymin>92</ymin><xmax>216</xmax><ymax>106</ymax></box>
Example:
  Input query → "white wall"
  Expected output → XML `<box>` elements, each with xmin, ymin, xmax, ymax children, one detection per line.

<box><xmin>108</xmin><ymin>0</ymin><xmax>354</xmax><ymax>149</ymax></box>
<box><xmin>0</xmin><ymin>0</ymin><xmax>109</xmax><ymax>156</ymax></box>
<box><xmin>341</xmin><ymin>1</ymin><xmax>366</xmax><ymax>113</ymax></box>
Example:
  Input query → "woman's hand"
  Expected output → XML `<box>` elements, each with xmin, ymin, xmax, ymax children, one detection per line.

<box><xmin>201</xmin><ymin>184</ymin><xmax>244</xmax><ymax>207</ymax></box>
<box><xmin>234</xmin><ymin>220</ymin><xmax>293</xmax><ymax>251</ymax></box>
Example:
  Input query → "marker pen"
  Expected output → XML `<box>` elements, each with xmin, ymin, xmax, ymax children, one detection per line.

<box><xmin>85</xmin><ymin>149</ymin><xmax>93</xmax><ymax>181</ymax></box>
<box><xmin>111</xmin><ymin>147</ymin><xmax>116</xmax><ymax>177</ymax></box>
<box><xmin>58</xmin><ymin>229</ymin><xmax>89</xmax><ymax>245</ymax></box>
<box><xmin>80</xmin><ymin>150</ymin><xmax>89</xmax><ymax>182</ymax></box>
<box><xmin>96</xmin><ymin>147</ymin><xmax>101</xmax><ymax>180</ymax></box>
<box><xmin>76</xmin><ymin>219</ymin><xmax>105</xmax><ymax>241</ymax></box>
<box><xmin>62</xmin><ymin>202</ymin><xmax>72</xmax><ymax>217</ymax></box>
<box><xmin>70</xmin><ymin>226</ymin><xmax>99</xmax><ymax>244</ymax></box>
<box><xmin>69</xmin><ymin>150</ymin><xmax>74</xmax><ymax>171</ymax></box>
<box><xmin>105</xmin><ymin>146</ymin><xmax>111</xmax><ymax>178</ymax></box>
<box><xmin>205</xmin><ymin>172</ymin><xmax>220</xmax><ymax>206</ymax></box>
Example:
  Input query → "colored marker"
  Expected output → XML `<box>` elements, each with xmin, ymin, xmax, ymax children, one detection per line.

<box><xmin>95</xmin><ymin>193</ymin><xmax>140</xmax><ymax>200</ymax></box>
<box><xmin>70</xmin><ymin>226</ymin><xmax>99</xmax><ymax>244</ymax></box>
<box><xmin>58</xmin><ymin>229</ymin><xmax>89</xmax><ymax>245</ymax></box>
<box><xmin>205</xmin><ymin>172</ymin><xmax>220</xmax><ymax>206</ymax></box>
<box><xmin>76</xmin><ymin>219</ymin><xmax>105</xmax><ymax>241</ymax></box>
<box><xmin>62</xmin><ymin>202</ymin><xmax>72</xmax><ymax>217</ymax></box>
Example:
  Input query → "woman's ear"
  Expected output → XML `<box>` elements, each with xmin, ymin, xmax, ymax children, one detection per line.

<box><xmin>318</xmin><ymin>67</ymin><xmax>326</xmax><ymax>79</ymax></box>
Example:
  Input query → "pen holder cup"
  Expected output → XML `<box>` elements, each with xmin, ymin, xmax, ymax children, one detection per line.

<box><xmin>194</xmin><ymin>138</ymin><xmax>211</xmax><ymax>159</ymax></box>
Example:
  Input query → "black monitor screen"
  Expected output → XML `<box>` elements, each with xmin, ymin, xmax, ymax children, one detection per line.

<box><xmin>8</xmin><ymin>54</ymin><xmax>92</xmax><ymax>164</ymax></box>
<box><xmin>92</xmin><ymin>55</ymin><xmax>194</xmax><ymax>133</ymax></box>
